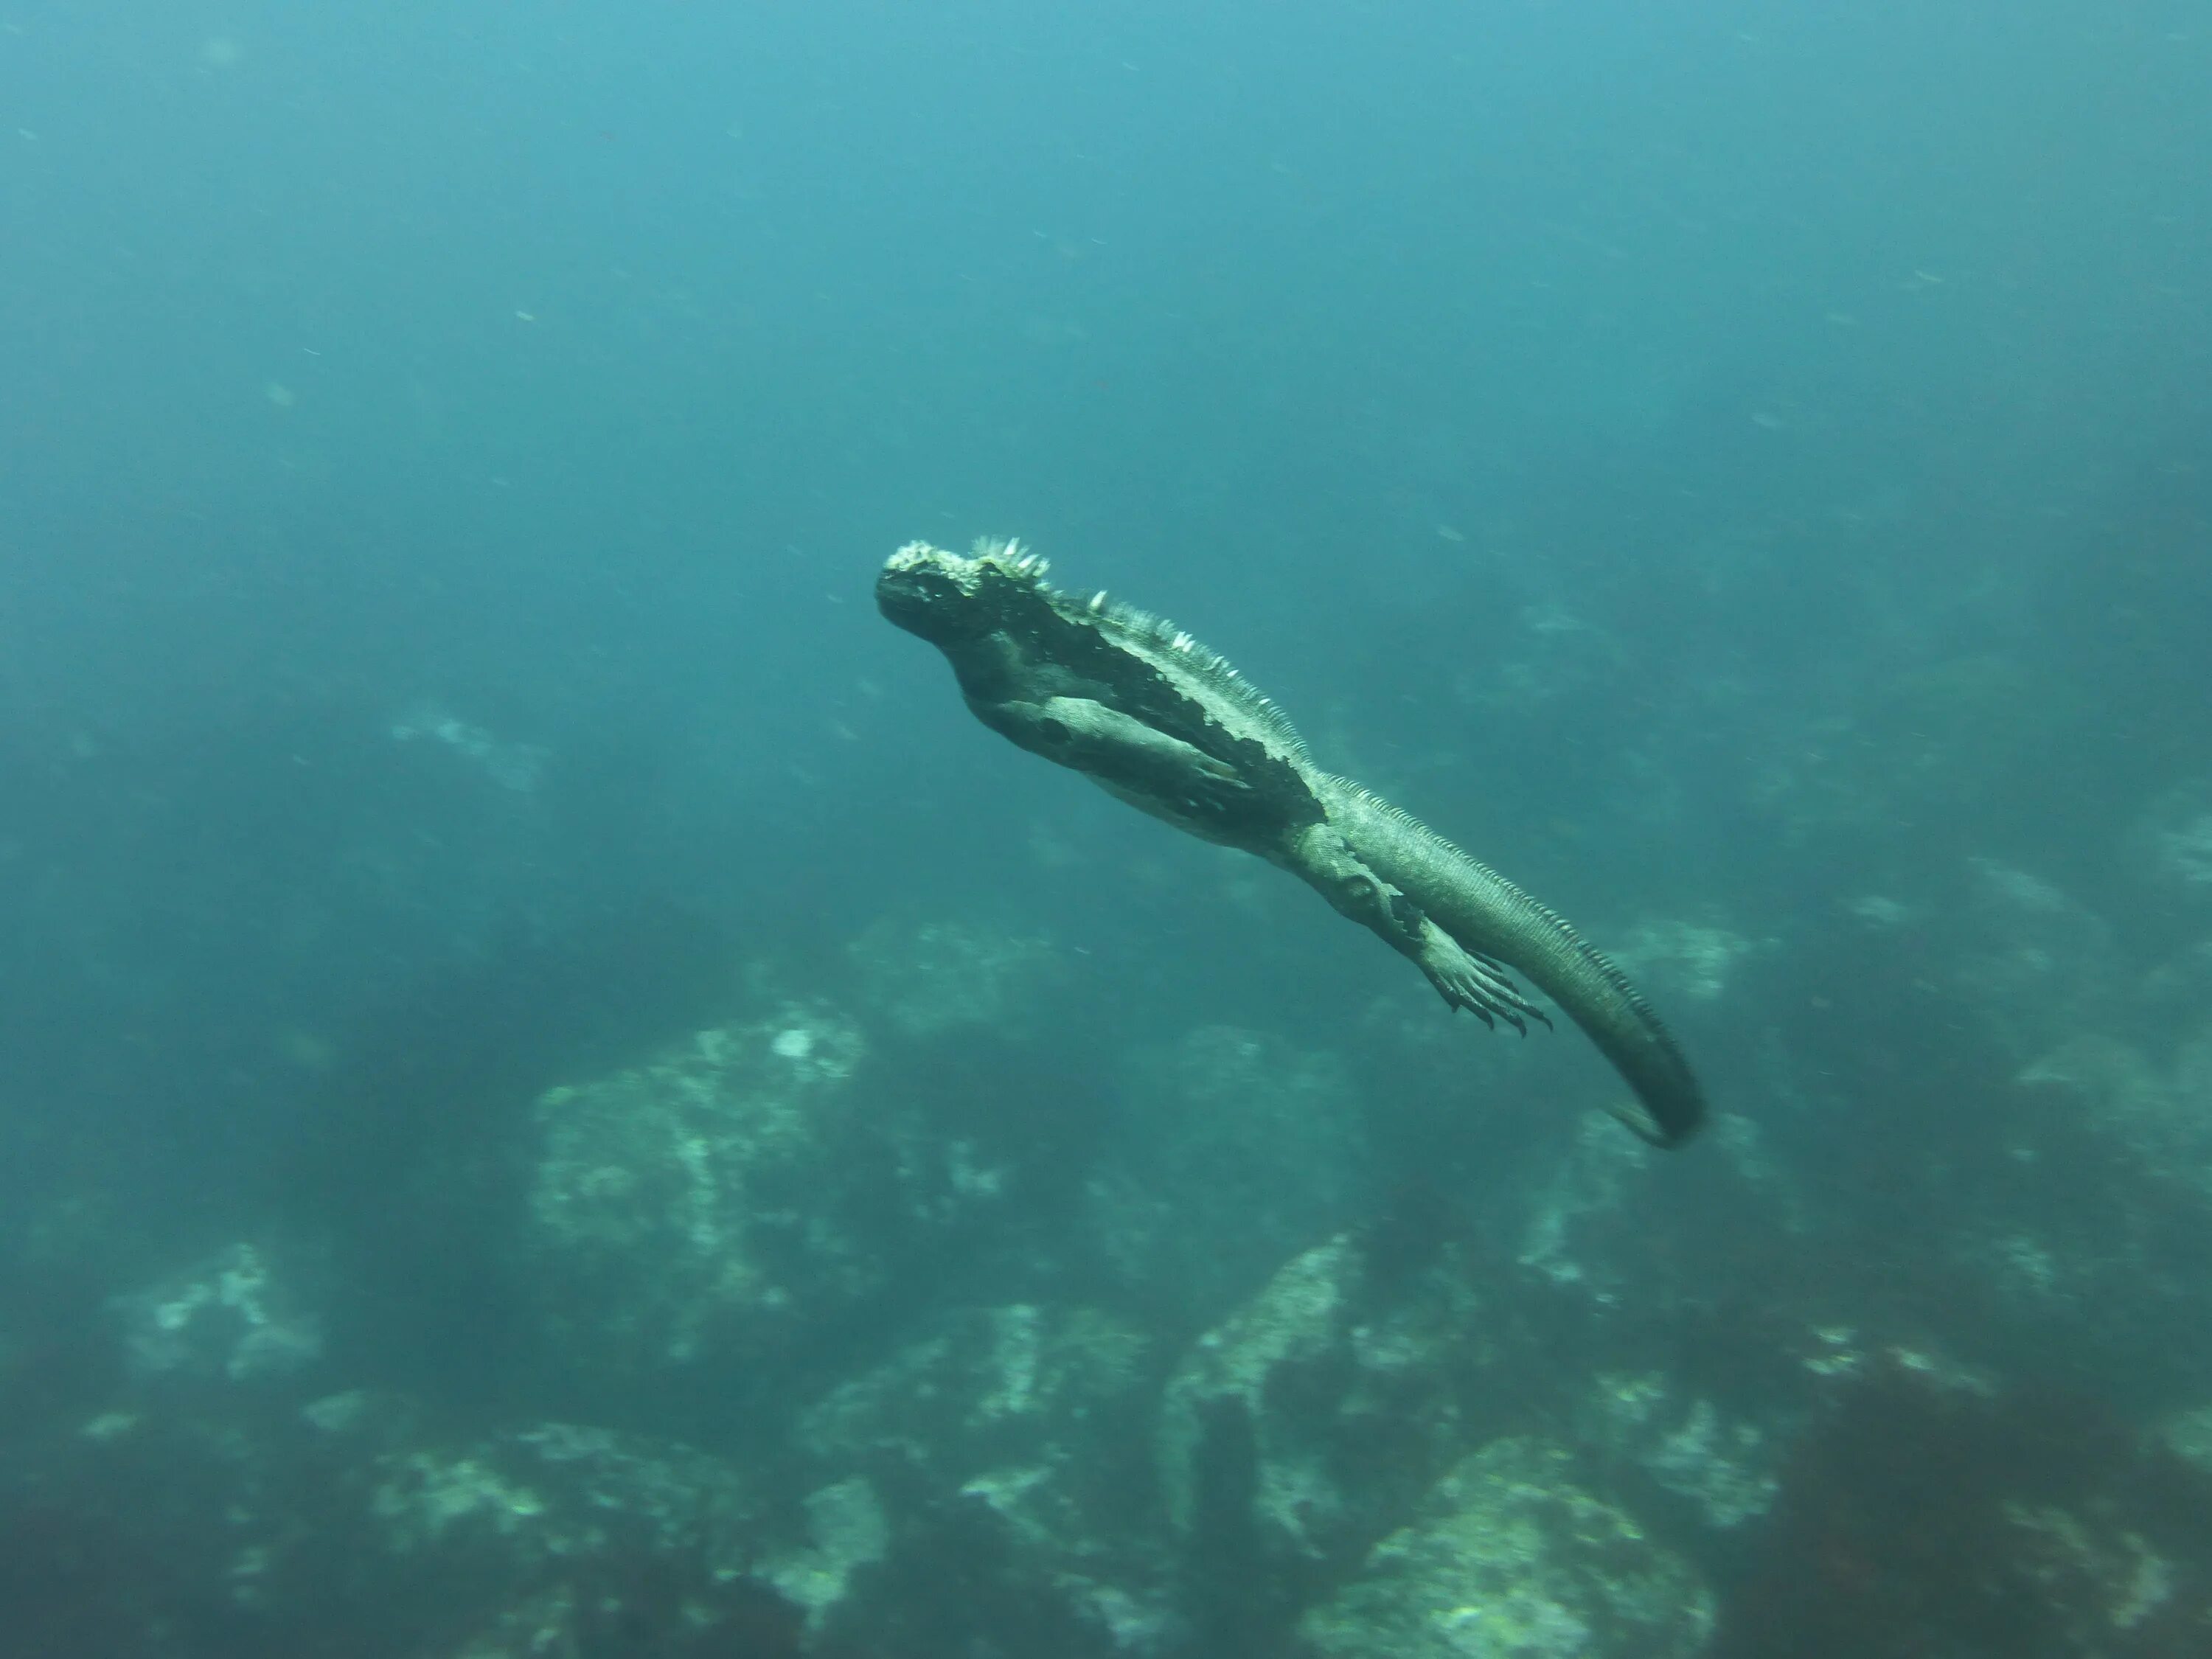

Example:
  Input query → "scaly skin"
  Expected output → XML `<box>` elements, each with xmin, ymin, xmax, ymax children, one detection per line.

<box><xmin>877</xmin><ymin>538</ymin><xmax>1705</xmax><ymax>1146</ymax></box>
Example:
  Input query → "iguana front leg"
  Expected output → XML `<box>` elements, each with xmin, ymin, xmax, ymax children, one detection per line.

<box><xmin>972</xmin><ymin>694</ymin><xmax>1254</xmax><ymax>813</ymax></box>
<box><xmin>1281</xmin><ymin>824</ymin><xmax>1549</xmax><ymax>1033</ymax></box>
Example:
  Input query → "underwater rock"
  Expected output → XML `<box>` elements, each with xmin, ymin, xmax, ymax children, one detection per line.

<box><xmin>2162</xmin><ymin>1400</ymin><xmax>2212</xmax><ymax>1473</ymax></box>
<box><xmin>1837</xmin><ymin>1026</ymin><xmax>2212</xmax><ymax>1399</ymax></box>
<box><xmin>800</xmin><ymin>1301</ymin><xmax>1153</xmax><ymax>1467</ymax></box>
<box><xmin>1296</xmin><ymin>1436</ymin><xmax>1712</xmax><ymax>1659</ymax></box>
<box><xmin>1713</xmin><ymin>1357</ymin><xmax>2212</xmax><ymax>1658</ymax></box>
<box><xmin>757</xmin><ymin>1476</ymin><xmax>889</xmax><ymax>1632</ymax></box>
<box><xmin>793</xmin><ymin>1301</ymin><xmax>1173</xmax><ymax>1655</ymax></box>
<box><xmin>333</xmin><ymin>1416</ymin><xmax>799</xmax><ymax>1653</ymax></box>
<box><xmin>2018</xmin><ymin>1033</ymin><xmax>2212</xmax><ymax>1195</ymax></box>
<box><xmin>1605</xmin><ymin>917</ymin><xmax>1768</xmax><ymax>1005</ymax></box>
<box><xmin>1994</xmin><ymin>1029</ymin><xmax>2212</xmax><ymax>1365</ymax></box>
<box><xmin>389</xmin><ymin>702</ymin><xmax>550</xmax><ymax>793</ymax></box>
<box><xmin>2126</xmin><ymin>782</ymin><xmax>2212</xmax><ymax>901</ymax></box>
<box><xmin>1515</xmin><ymin>1110</ymin><xmax>1658</xmax><ymax>1295</ymax></box>
<box><xmin>1952</xmin><ymin>858</ymin><xmax>2126</xmax><ymax>1062</ymax></box>
<box><xmin>111</xmin><ymin>1241</ymin><xmax>322</xmax><ymax>1384</ymax></box>
<box><xmin>2143</xmin><ymin>937</ymin><xmax>2212</xmax><ymax>1024</ymax></box>
<box><xmin>524</xmin><ymin>1003</ymin><xmax>871</xmax><ymax>1368</ymax></box>
<box><xmin>1155</xmin><ymin>1228</ymin><xmax>1498</xmax><ymax>1637</ymax></box>
<box><xmin>3</xmin><ymin>1379</ymin><xmax>806</xmax><ymax>1658</ymax></box>
<box><xmin>1087</xmin><ymin>1025</ymin><xmax>1371</xmax><ymax>1319</ymax></box>
<box><xmin>846</xmin><ymin>915</ymin><xmax>1065</xmax><ymax>1038</ymax></box>
<box><xmin>1582</xmin><ymin>1371</ymin><xmax>1778</xmax><ymax>1531</ymax></box>
<box><xmin>1158</xmin><ymin>1237</ymin><xmax>1368</xmax><ymax>1540</ymax></box>
<box><xmin>344</xmin><ymin>1405</ymin><xmax>764</xmax><ymax>1562</ymax></box>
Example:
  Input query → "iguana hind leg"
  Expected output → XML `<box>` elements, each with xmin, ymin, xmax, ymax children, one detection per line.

<box><xmin>1284</xmin><ymin>823</ymin><xmax>1550</xmax><ymax>1032</ymax></box>
<box><xmin>1416</xmin><ymin>922</ymin><xmax>1552</xmax><ymax>1034</ymax></box>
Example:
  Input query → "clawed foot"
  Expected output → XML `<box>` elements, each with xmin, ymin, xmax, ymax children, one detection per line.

<box><xmin>1181</xmin><ymin>750</ymin><xmax>1253</xmax><ymax>807</ymax></box>
<box><xmin>1420</xmin><ymin>932</ymin><xmax>1551</xmax><ymax>1034</ymax></box>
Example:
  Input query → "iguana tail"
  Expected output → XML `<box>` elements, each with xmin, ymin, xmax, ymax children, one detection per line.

<box><xmin>1324</xmin><ymin>782</ymin><xmax>1707</xmax><ymax>1146</ymax></box>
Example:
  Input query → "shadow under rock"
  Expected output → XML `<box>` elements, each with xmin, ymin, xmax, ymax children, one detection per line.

<box><xmin>272</xmin><ymin>902</ymin><xmax>743</xmax><ymax>1410</ymax></box>
<box><xmin>1711</xmin><ymin>1360</ymin><xmax>2212</xmax><ymax>1659</ymax></box>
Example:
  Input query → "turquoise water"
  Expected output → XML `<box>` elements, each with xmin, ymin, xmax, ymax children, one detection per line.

<box><xmin>3</xmin><ymin>4</ymin><xmax>2209</xmax><ymax>1654</ymax></box>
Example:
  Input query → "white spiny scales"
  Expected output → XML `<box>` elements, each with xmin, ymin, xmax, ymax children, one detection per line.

<box><xmin>1061</xmin><ymin>584</ymin><xmax>1312</xmax><ymax>765</ymax></box>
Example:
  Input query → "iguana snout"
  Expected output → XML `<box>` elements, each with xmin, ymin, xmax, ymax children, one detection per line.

<box><xmin>875</xmin><ymin>543</ymin><xmax>984</xmax><ymax>644</ymax></box>
<box><xmin>877</xmin><ymin>538</ymin><xmax>1050</xmax><ymax>647</ymax></box>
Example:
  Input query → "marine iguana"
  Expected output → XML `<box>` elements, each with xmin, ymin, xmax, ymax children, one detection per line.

<box><xmin>877</xmin><ymin>538</ymin><xmax>1706</xmax><ymax>1146</ymax></box>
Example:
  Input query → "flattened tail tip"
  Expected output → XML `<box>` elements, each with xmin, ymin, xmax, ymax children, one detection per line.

<box><xmin>1610</xmin><ymin>1084</ymin><xmax>1706</xmax><ymax>1149</ymax></box>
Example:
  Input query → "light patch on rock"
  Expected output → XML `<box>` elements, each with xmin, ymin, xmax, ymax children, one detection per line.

<box><xmin>1588</xmin><ymin>1373</ymin><xmax>1778</xmax><ymax>1529</ymax></box>
<box><xmin>1158</xmin><ymin>1237</ymin><xmax>1355</xmax><ymax>1532</ymax></box>
<box><xmin>373</xmin><ymin>1453</ymin><xmax>546</xmax><ymax>1547</ymax></box>
<box><xmin>1608</xmin><ymin>918</ymin><xmax>1767</xmax><ymax>1002</ymax></box>
<box><xmin>762</xmin><ymin>1478</ymin><xmax>888</xmax><ymax>1630</ymax></box>
<box><xmin>848</xmin><ymin>917</ymin><xmax>1062</xmax><ymax>1037</ymax></box>
<box><xmin>527</xmin><ymin>1005</ymin><xmax>868</xmax><ymax>1363</ymax></box>
<box><xmin>1299</xmin><ymin>1437</ymin><xmax>1712</xmax><ymax>1659</ymax></box>
<box><xmin>113</xmin><ymin>1242</ymin><xmax>322</xmax><ymax>1382</ymax></box>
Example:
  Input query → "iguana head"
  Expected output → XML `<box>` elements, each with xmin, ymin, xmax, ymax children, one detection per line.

<box><xmin>876</xmin><ymin>538</ymin><xmax>1051</xmax><ymax>647</ymax></box>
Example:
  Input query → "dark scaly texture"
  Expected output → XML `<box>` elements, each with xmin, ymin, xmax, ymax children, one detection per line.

<box><xmin>877</xmin><ymin>538</ymin><xmax>1705</xmax><ymax>1146</ymax></box>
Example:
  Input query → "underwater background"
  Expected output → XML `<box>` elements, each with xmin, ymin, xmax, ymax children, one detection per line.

<box><xmin>4</xmin><ymin>1</ymin><xmax>2211</xmax><ymax>1653</ymax></box>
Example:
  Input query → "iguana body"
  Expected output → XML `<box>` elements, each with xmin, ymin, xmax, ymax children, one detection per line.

<box><xmin>877</xmin><ymin>538</ymin><xmax>1705</xmax><ymax>1146</ymax></box>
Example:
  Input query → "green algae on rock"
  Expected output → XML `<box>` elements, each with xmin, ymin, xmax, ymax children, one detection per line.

<box><xmin>1299</xmin><ymin>1437</ymin><xmax>1712</xmax><ymax>1659</ymax></box>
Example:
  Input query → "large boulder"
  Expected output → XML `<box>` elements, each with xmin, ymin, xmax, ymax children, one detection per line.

<box><xmin>1298</xmin><ymin>1437</ymin><xmax>1712</xmax><ymax>1659</ymax></box>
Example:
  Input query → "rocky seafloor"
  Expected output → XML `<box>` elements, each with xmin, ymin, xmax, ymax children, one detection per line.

<box><xmin>8</xmin><ymin>838</ymin><xmax>2212</xmax><ymax>1658</ymax></box>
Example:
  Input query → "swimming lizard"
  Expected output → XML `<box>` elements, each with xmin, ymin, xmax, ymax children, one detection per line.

<box><xmin>877</xmin><ymin>538</ymin><xmax>1705</xmax><ymax>1146</ymax></box>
